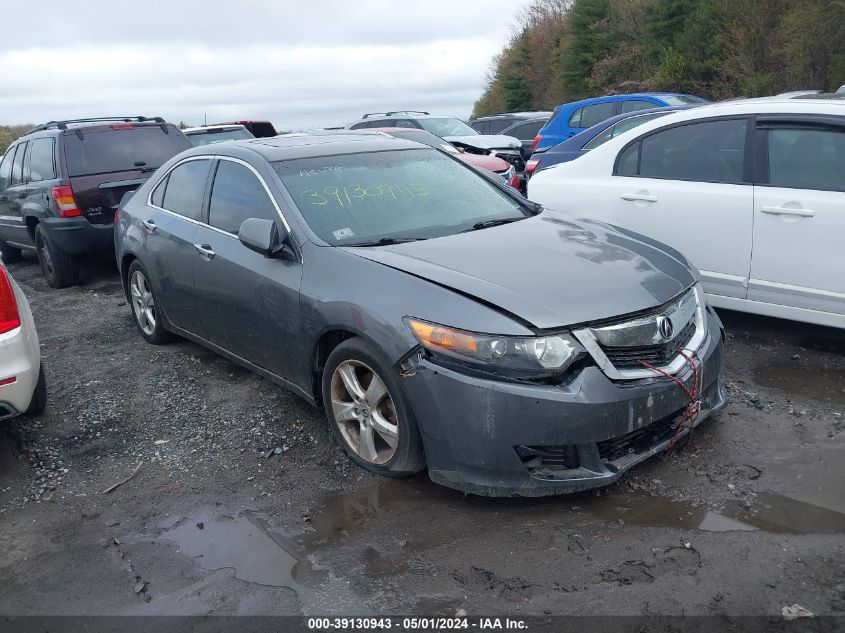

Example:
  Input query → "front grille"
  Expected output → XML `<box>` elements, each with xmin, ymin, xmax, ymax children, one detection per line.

<box><xmin>597</xmin><ymin>413</ymin><xmax>680</xmax><ymax>463</ymax></box>
<box><xmin>600</xmin><ymin>319</ymin><xmax>696</xmax><ymax>370</ymax></box>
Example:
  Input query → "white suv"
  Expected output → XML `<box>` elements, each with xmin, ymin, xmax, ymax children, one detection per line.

<box><xmin>528</xmin><ymin>96</ymin><xmax>845</xmax><ymax>329</ymax></box>
<box><xmin>0</xmin><ymin>261</ymin><xmax>46</xmax><ymax>419</ymax></box>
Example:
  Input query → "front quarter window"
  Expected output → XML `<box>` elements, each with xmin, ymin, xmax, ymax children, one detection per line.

<box><xmin>272</xmin><ymin>149</ymin><xmax>529</xmax><ymax>245</ymax></box>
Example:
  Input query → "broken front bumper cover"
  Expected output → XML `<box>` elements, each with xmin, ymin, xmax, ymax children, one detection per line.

<box><xmin>402</xmin><ymin>307</ymin><xmax>726</xmax><ymax>497</ymax></box>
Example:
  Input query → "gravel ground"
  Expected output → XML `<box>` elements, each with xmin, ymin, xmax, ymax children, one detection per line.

<box><xmin>0</xmin><ymin>255</ymin><xmax>843</xmax><ymax>619</ymax></box>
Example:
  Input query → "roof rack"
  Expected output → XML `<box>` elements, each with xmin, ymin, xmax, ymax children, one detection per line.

<box><xmin>361</xmin><ymin>110</ymin><xmax>430</xmax><ymax>119</ymax></box>
<box><xmin>25</xmin><ymin>116</ymin><xmax>166</xmax><ymax>136</ymax></box>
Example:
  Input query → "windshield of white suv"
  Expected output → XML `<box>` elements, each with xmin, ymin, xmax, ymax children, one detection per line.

<box><xmin>273</xmin><ymin>148</ymin><xmax>529</xmax><ymax>246</ymax></box>
<box><xmin>417</xmin><ymin>118</ymin><xmax>479</xmax><ymax>138</ymax></box>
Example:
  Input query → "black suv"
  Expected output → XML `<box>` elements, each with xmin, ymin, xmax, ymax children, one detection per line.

<box><xmin>469</xmin><ymin>111</ymin><xmax>552</xmax><ymax>156</ymax></box>
<box><xmin>0</xmin><ymin>117</ymin><xmax>191</xmax><ymax>287</ymax></box>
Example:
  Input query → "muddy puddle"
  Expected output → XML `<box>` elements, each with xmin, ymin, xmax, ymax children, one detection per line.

<box><xmin>162</xmin><ymin>473</ymin><xmax>845</xmax><ymax>594</ymax></box>
<box><xmin>164</xmin><ymin>511</ymin><xmax>325</xmax><ymax>589</ymax></box>
<box><xmin>753</xmin><ymin>360</ymin><xmax>845</xmax><ymax>405</ymax></box>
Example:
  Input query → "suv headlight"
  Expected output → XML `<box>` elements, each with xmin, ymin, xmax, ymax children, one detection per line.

<box><xmin>405</xmin><ymin>318</ymin><xmax>585</xmax><ymax>378</ymax></box>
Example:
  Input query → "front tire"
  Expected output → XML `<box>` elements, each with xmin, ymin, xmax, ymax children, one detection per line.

<box><xmin>322</xmin><ymin>337</ymin><xmax>425</xmax><ymax>477</ymax></box>
<box><xmin>35</xmin><ymin>224</ymin><xmax>79</xmax><ymax>288</ymax></box>
<box><xmin>127</xmin><ymin>261</ymin><xmax>171</xmax><ymax>344</ymax></box>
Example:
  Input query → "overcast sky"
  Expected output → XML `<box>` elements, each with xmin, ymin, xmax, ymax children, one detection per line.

<box><xmin>0</xmin><ymin>0</ymin><xmax>534</xmax><ymax>129</ymax></box>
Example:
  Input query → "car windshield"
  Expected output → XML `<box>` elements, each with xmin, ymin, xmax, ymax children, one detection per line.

<box><xmin>187</xmin><ymin>128</ymin><xmax>253</xmax><ymax>146</ymax></box>
<box><xmin>382</xmin><ymin>130</ymin><xmax>459</xmax><ymax>153</ymax></box>
<box><xmin>417</xmin><ymin>118</ymin><xmax>478</xmax><ymax>138</ymax></box>
<box><xmin>272</xmin><ymin>148</ymin><xmax>529</xmax><ymax>246</ymax></box>
<box><xmin>581</xmin><ymin>112</ymin><xmax>669</xmax><ymax>150</ymax></box>
<box><xmin>661</xmin><ymin>95</ymin><xmax>709</xmax><ymax>105</ymax></box>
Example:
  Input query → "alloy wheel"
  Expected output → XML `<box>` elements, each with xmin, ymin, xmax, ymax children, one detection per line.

<box><xmin>330</xmin><ymin>360</ymin><xmax>399</xmax><ymax>464</ymax></box>
<box><xmin>130</xmin><ymin>270</ymin><xmax>157</xmax><ymax>336</ymax></box>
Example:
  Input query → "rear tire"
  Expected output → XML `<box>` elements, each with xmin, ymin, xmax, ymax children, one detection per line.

<box><xmin>35</xmin><ymin>224</ymin><xmax>79</xmax><ymax>288</ymax></box>
<box><xmin>0</xmin><ymin>236</ymin><xmax>22</xmax><ymax>264</ymax></box>
<box><xmin>127</xmin><ymin>261</ymin><xmax>171</xmax><ymax>344</ymax></box>
<box><xmin>26</xmin><ymin>365</ymin><xmax>47</xmax><ymax>415</ymax></box>
<box><xmin>322</xmin><ymin>337</ymin><xmax>426</xmax><ymax>477</ymax></box>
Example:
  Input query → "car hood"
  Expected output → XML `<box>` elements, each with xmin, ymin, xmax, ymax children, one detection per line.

<box><xmin>444</xmin><ymin>135</ymin><xmax>522</xmax><ymax>151</ymax></box>
<box><xmin>457</xmin><ymin>153</ymin><xmax>511</xmax><ymax>172</ymax></box>
<box><xmin>345</xmin><ymin>214</ymin><xmax>696</xmax><ymax>329</ymax></box>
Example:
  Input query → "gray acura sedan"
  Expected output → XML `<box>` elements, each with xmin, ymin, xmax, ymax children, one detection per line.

<box><xmin>115</xmin><ymin>133</ymin><xmax>725</xmax><ymax>497</ymax></box>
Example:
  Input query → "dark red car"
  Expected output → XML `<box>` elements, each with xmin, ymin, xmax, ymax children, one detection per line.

<box><xmin>368</xmin><ymin>128</ymin><xmax>519</xmax><ymax>189</ymax></box>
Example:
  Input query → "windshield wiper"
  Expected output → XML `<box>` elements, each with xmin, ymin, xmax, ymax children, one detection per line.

<box><xmin>460</xmin><ymin>217</ymin><xmax>524</xmax><ymax>233</ymax></box>
<box><xmin>346</xmin><ymin>236</ymin><xmax>428</xmax><ymax>247</ymax></box>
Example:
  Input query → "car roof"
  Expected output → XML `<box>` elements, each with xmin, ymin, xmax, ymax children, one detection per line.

<box><xmin>346</xmin><ymin>112</ymin><xmax>465</xmax><ymax>127</ymax></box>
<box><xmin>180</xmin><ymin>132</ymin><xmax>426</xmax><ymax>162</ymax></box>
<box><xmin>183</xmin><ymin>124</ymin><xmax>248</xmax><ymax>133</ymax></box>
<box><xmin>473</xmin><ymin>111</ymin><xmax>554</xmax><ymax>121</ymax></box>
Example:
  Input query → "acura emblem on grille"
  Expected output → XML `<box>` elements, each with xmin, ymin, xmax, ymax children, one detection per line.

<box><xmin>657</xmin><ymin>315</ymin><xmax>674</xmax><ymax>341</ymax></box>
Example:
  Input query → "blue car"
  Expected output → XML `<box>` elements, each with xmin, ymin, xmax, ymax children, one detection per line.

<box><xmin>526</xmin><ymin>106</ymin><xmax>695</xmax><ymax>178</ymax></box>
<box><xmin>532</xmin><ymin>93</ymin><xmax>708</xmax><ymax>153</ymax></box>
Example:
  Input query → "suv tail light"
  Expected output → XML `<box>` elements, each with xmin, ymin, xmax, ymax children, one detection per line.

<box><xmin>111</xmin><ymin>123</ymin><xmax>134</xmax><ymax>130</ymax></box>
<box><xmin>525</xmin><ymin>158</ymin><xmax>541</xmax><ymax>176</ymax></box>
<box><xmin>51</xmin><ymin>186</ymin><xmax>81</xmax><ymax>217</ymax></box>
<box><xmin>0</xmin><ymin>267</ymin><xmax>21</xmax><ymax>334</ymax></box>
<box><xmin>531</xmin><ymin>135</ymin><xmax>542</xmax><ymax>153</ymax></box>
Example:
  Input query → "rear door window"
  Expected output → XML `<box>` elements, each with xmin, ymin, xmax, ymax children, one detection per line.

<box><xmin>766</xmin><ymin>127</ymin><xmax>845</xmax><ymax>192</ymax></box>
<box><xmin>28</xmin><ymin>138</ymin><xmax>57</xmax><ymax>182</ymax></box>
<box><xmin>208</xmin><ymin>161</ymin><xmax>278</xmax><ymax>234</ymax></box>
<box><xmin>11</xmin><ymin>142</ymin><xmax>28</xmax><ymax>185</ymax></box>
<box><xmin>63</xmin><ymin>125</ymin><xmax>191</xmax><ymax>177</ymax></box>
<box><xmin>394</xmin><ymin>119</ymin><xmax>418</xmax><ymax>129</ymax></box>
<box><xmin>161</xmin><ymin>159</ymin><xmax>211</xmax><ymax>221</ymax></box>
<box><xmin>577</xmin><ymin>103</ymin><xmax>617</xmax><ymax>128</ymax></box>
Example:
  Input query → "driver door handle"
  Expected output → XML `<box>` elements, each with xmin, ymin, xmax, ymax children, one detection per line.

<box><xmin>761</xmin><ymin>206</ymin><xmax>815</xmax><ymax>218</ymax></box>
<box><xmin>194</xmin><ymin>243</ymin><xmax>215</xmax><ymax>260</ymax></box>
<box><xmin>142</xmin><ymin>219</ymin><xmax>156</xmax><ymax>232</ymax></box>
<box><xmin>621</xmin><ymin>193</ymin><xmax>658</xmax><ymax>202</ymax></box>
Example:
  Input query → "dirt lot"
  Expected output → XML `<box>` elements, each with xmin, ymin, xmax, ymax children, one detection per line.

<box><xmin>0</xmin><ymin>255</ymin><xmax>844</xmax><ymax>620</ymax></box>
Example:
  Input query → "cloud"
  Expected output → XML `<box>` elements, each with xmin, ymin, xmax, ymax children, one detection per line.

<box><xmin>0</xmin><ymin>0</ymin><xmax>534</xmax><ymax>128</ymax></box>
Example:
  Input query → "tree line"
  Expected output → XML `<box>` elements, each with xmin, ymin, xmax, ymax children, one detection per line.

<box><xmin>473</xmin><ymin>0</ymin><xmax>845</xmax><ymax>116</ymax></box>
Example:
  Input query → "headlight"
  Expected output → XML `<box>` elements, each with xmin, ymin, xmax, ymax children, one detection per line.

<box><xmin>405</xmin><ymin>318</ymin><xmax>584</xmax><ymax>378</ymax></box>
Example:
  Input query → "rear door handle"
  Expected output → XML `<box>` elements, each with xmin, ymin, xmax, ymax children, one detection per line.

<box><xmin>142</xmin><ymin>219</ymin><xmax>156</xmax><ymax>232</ymax></box>
<box><xmin>194</xmin><ymin>243</ymin><xmax>215</xmax><ymax>260</ymax></box>
<box><xmin>761</xmin><ymin>206</ymin><xmax>815</xmax><ymax>218</ymax></box>
<box><xmin>621</xmin><ymin>193</ymin><xmax>658</xmax><ymax>202</ymax></box>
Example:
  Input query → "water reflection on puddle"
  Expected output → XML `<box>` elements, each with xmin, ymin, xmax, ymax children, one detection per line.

<box><xmin>580</xmin><ymin>490</ymin><xmax>845</xmax><ymax>534</ymax></box>
<box><xmin>164</xmin><ymin>511</ymin><xmax>324</xmax><ymax>588</ymax></box>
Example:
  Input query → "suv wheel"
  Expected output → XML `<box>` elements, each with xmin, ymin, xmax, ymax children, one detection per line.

<box><xmin>0</xmin><ymin>236</ymin><xmax>22</xmax><ymax>264</ymax></box>
<box><xmin>322</xmin><ymin>337</ymin><xmax>425</xmax><ymax>477</ymax></box>
<box><xmin>127</xmin><ymin>261</ymin><xmax>171</xmax><ymax>344</ymax></box>
<box><xmin>35</xmin><ymin>224</ymin><xmax>79</xmax><ymax>288</ymax></box>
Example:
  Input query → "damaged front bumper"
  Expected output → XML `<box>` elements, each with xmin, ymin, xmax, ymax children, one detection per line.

<box><xmin>401</xmin><ymin>307</ymin><xmax>726</xmax><ymax>497</ymax></box>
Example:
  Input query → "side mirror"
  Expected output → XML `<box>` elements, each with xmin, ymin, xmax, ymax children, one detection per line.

<box><xmin>238</xmin><ymin>218</ymin><xmax>293</xmax><ymax>259</ymax></box>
